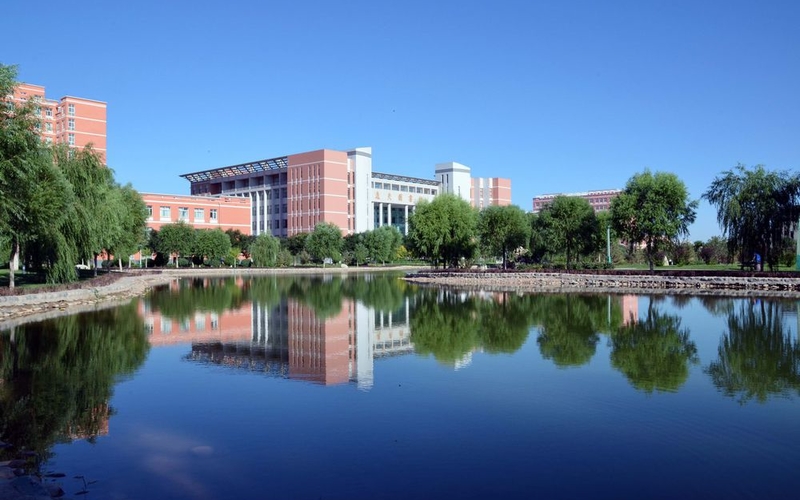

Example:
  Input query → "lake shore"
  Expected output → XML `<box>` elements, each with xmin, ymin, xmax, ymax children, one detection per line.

<box><xmin>403</xmin><ymin>269</ymin><xmax>800</xmax><ymax>298</ymax></box>
<box><xmin>0</xmin><ymin>266</ymin><xmax>415</xmax><ymax>329</ymax></box>
<box><xmin>4</xmin><ymin>267</ymin><xmax>800</xmax><ymax>330</ymax></box>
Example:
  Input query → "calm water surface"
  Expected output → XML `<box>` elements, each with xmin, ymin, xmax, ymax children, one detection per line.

<box><xmin>2</xmin><ymin>273</ymin><xmax>800</xmax><ymax>499</ymax></box>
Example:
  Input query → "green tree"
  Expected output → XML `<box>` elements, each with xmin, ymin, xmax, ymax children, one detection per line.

<box><xmin>156</xmin><ymin>221</ymin><xmax>196</xmax><ymax>267</ymax></box>
<box><xmin>194</xmin><ymin>228</ymin><xmax>231</xmax><ymax>265</ymax></box>
<box><xmin>407</xmin><ymin>194</ymin><xmax>478</xmax><ymax>268</ymax></box>
<box><xmin>354</xmin><ymin>243</ymin><xmax>368</xmax><ymax>266</ymax></box>
<box><xmin>305</xmin><ymin>222</ymin><xmax>343</xmax><ymax>264</ymax></box>
<box><xmin>250</xmin><ymin>232</ymin><xmax>282</xmax><ymax>267</ymax></box>
<box><xmin>698</xmin><ymin>236</ymin><xmax>730</xmax><ymax>265</ymax></box>
<box><xmin>477</xmin><ymin>205</ymin><xmax>530</xmax><ymax>269</ymax></box>
<box><xmin>286</xmin><ymin>232</ymin><xmax>309</xmax><ymax>256</ymax></box>
<box><xmin>365</xmin><ymin>226</ymin><xmax>402</xmax><ymax>264</ymax></box>
<box><xmin>704</xmin><ymin>164</ymin><xmax>800</xmax><ymax>270</ymax></box>
<box><xmin>56</xmin><ymin>145</ymin><xmax>118</xmax><ymax>277</ymax></box>
<box><xmin>225</xmin><ymin>229</ymin><xmax>254</xmax><ymax>256</ymax></box>
<box><xmin>104</xmin><ymin>184</ymin><xmax>148</xmax><ymax>270</ymax></box>
<box><xmin>0</xmin><ymin>64</ymin><xmax>63</xmax><ymax>287</ymax></box>
<box><xmin>539</xmin><ymin>196</ymin><xmax>599</xmax><ymax>269</ymax></box>
<box><xmin>527</xmin><ymin>212</ymin><xmax>549</xmax><ymax>263</ymax></box>
<box><xmin>611</xmin><ymin>170</ymin><xmax>698</xmax><ymax>271</ymax></box>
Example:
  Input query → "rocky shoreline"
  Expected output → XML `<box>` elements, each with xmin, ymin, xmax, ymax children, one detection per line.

<box><xmin>403</xmin><ymin>270</ymin><xmax>800</xmax><ymax>298</ymax></box>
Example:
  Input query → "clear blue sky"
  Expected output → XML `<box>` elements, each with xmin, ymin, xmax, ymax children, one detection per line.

<box><xmin>3</xmin><ymin>0</ymin><xmax>799</xmax><ymax>241</ymax></box>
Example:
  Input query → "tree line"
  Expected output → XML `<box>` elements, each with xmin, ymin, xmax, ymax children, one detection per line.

<box><xmin>407</xmin><ymin>166</ymin><xmax>800</xmax><ymax>271</ymax></box>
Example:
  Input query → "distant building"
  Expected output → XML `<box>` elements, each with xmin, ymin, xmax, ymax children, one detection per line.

<box><xmin>140</xmin><ymin>193</ymin><xmax>251</xmax><ymax>234</ymax></box>
<box><xmin>532</xmin><ymin>189</ymin><xmax>622</xmax><ymax>213</ymax></box>
<box><xmin>178</xmin><ymin>147</ymin><xmax>512</xmax><ymax>237</ymax></box>
<box><xmin>436</xmin><ymin>162</ymin><xmax>512</xmax><ymax>209</ymax></box>
<box><xmin>472</xmin><ymin>177</ymin><xmax>512</xmax><ymax>209</ymax></box>
<box><xmin>9</xmin><ymin>83</ymin><xmax>107</xmax><ymax>162</ymax></box>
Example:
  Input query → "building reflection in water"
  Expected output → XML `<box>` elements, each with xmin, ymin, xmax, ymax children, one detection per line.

<box><xmin>140</xmin><ymin>279</ymin><xmax>638</xmax><ymax>390</ymax></box>
<box><xmin>141</xmin><ymin>286</ymin><xmax>412</xmax><ymax>391</ymax></box>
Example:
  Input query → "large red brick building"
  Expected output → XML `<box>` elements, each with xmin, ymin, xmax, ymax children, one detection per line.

<box><xmin>10</xmin><ymin>82</ymin><xmax>107</xmax><ymax>162</ymax></box>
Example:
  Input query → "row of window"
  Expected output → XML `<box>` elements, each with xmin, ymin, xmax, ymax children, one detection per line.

<box><xmin>373</xmin><ymin>182</ymin><xmax>436</xmax><ymax>195</ymax></box>
<box><xmin>252</xmin><ymin>204</ymin><xmax>288</xmax><ymax>215</ymax></box>
<box><xmin>253</xmin><ymin>219</ymin><xmax>288</xmax><ymax>231</ymax></box>
<box><xmin>147</xmin><ymin>206</ymin><xmax>218</xmax><ymax>222</ymax></box>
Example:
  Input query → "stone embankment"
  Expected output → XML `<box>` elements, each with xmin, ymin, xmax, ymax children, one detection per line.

<box><xmin>404</xmin><ymin>270</ymin><xmax>800</xmax><ymax>297</ymax></box>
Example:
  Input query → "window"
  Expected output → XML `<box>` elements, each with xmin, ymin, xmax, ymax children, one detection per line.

<box><xmin>374</xmin><ymin>182</ymin><xmax>382</xmax><ymax>189</ymax></box>
<box><xmin>45</xmin><ymin>122</ymin><xmax>52</xmax><ymax>132</ymax></box>
<box><xmin>68</xmin><ymin>103</ymin><xmax>75</xmax><ymax>116</ymax></box>
<box><xmin>194</xmin><ymin>208</ymin><xmax>204</xmax><ymax>221</ymax></box>
<box><xmin>68</xmin><ymin>133</ymin><xmax>75</xmax><ymax>145</ymax></box>
<box><xmin>68</xmin><ymin>118</ymin><xmax>75</xmax><ymax>130</ymax></box>
<box><xmin>178</xmin><ymin>207</ymin><xmax>188</xmax><ymax>220</ymax></box>
<box><xmin>45</xmin><ymin>108</ymin><xmax>52</xmax><ymax>117</ymax></box>
<box><xmin>392</xmin><ymin>184</ymin><xmax>400</xmax><ymax>191</ymax></box>
<box><xmin>146</xmin><ymin>205</ymin><xmax>153</xmax><ymax>219</ymax></box>
<box><xmin>210</xmin><ymin>209</ymin><xmax>218</xmax><ymax>220</ymax></box>
<box><xmin>401</xmin><ymin>185</ymin><xmax>408</xmax><ymax>192</ymax></box>
<box><xmin>160</xmin><ymin>206</ymin><xmax>171</xmax><ymax>220</ymax></box>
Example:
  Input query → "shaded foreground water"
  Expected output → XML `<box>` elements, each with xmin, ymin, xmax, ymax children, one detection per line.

<box><xmin>2</xmin><ymin>273</ymin><xmax>800</xmax><ymax>499</ymax></box>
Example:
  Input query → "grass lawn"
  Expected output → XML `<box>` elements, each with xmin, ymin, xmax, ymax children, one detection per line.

<box><xmin>0</xmin><ymin>268</ymin><xmax>102</xmax><ymax>290</ymax></box>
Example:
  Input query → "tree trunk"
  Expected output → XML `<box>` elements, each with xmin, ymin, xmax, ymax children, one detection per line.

<box><xmin>8</xmin><ymin>239</ymin><xmax>19</xmax><ymax>289</ymax></box>
<box><xmin>93</xmin><ymin>252</ymin><xmax>99</xmax><ymax>277</ymax></box>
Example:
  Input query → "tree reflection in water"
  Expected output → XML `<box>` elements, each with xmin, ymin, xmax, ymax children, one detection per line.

<box><xmin>409</xmin><ymin>289</ymin><xmax>531</xmax><ymax>364</ymax></box>
<box><xmin>0</xmin><ymin>302</ymin><xmax>149</xmax><ymax>464</ymax></box>
<box><xmin>706</xmin><ymin>299</ymin><xmax>800</xmax><ymax>404</ymax></box>
<box><xmin>533</xmin><ymin>295</ymin><xmax>622</xmax><ymax>368</ymax></box>
<box><xmin>610</xmin><ymin>299</ymin><xmax>698</xmax><ymax>393</ymax></box>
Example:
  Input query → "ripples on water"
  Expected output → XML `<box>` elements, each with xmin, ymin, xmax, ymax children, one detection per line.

<box><xmin>1</xmin><ymin>274</ymin><xmax>799</xmax><ymax>499</ymax></box>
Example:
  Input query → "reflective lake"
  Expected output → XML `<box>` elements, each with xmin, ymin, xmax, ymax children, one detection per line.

<box><xmin>2</xmin><ymin>272</ymin><xmax>800</xmax><ymax>499</ymax></box>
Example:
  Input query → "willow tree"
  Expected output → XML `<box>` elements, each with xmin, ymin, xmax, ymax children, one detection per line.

<box><xmin>704</xmin><ymin>164</ymin><xmax>800</xmax><ymax>269</ymax></box>
<box><xmin>611</xmin><ymin>170</ymin><xmax>698</xmax><ymax>271</ymax></box>
<box><xmin>407</xmin><ymin>194</ymin><xmax>477</xmax><ymax>268</ymax></box>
